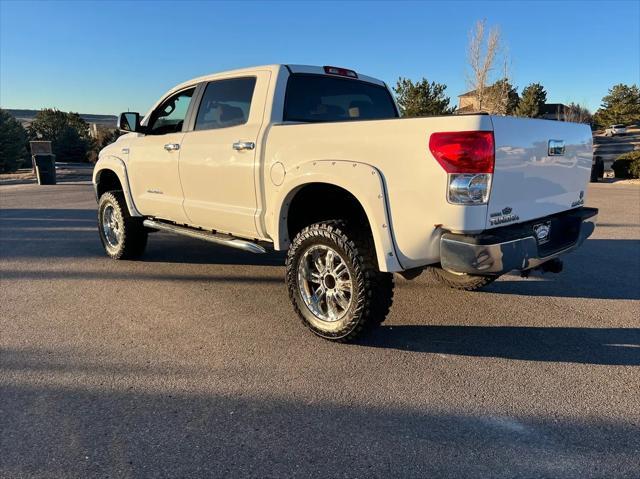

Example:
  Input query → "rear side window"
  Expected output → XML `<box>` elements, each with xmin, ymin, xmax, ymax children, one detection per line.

<box><xmin>284</xmin><ymin>74</ymin><xmax>398</xmax><ymax>123</ymax></box>
<box><xmin>194</xmin><ymin>77</ymin><xmax>256</xmax><ymax>131</ymax></box>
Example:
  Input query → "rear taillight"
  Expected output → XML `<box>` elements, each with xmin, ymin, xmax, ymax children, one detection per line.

<box><xmin>429</xmin><ymin>131</ymin><xmax>494</xmax><ymax>173</ymax></box>
<box><xmin>429</xmin><ymin>131</ymin><xmax>495</xmax><ymax>205</ymax></box>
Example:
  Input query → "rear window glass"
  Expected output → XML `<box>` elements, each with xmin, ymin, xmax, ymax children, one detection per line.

<box><xmin>194</xmin><ymin>77</ymin><xmax>256</xmax><ymax>131</ymax></box>
<box><xmin>284</xmin><ymin>74</ymin><xmax>398</xmax><ymax>123</ymax></box>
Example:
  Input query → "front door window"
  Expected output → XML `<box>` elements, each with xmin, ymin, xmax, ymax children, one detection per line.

<box><xmin>147</xmin><ymin>88</ymin><xmax>195</xmax><ymax>135</ymax></box>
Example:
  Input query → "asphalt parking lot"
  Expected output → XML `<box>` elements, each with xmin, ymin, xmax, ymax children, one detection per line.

<box><xmin>1</xmin><ymin>178</ymin><xmax>639</xmax><ymax>478</ymax></box>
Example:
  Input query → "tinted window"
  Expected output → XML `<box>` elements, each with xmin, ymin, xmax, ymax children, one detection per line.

<box><xmin>284</xmin><ymin>74</ymin><xmax>398</xmax><ymax>123</ymax></box>
<box><xmin>148</xmin><ymin>88</ymin><xmax>195</xmax><ymax>135</ymax></box>
<box><xmin>194</xmin><ymin>77</ymin><xmax>256</xmax><ymax>131</ymax></box>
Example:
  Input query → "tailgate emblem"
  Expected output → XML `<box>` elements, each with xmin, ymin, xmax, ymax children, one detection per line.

<box><xmin>548</xmin><ymin>140</ymin><xmax>565</xmax><ymax>156</ymax></box>
<box><xmin>534</xmin><ymin>222</ymin><xmax>552</xmax><ymax>244</ymax></box>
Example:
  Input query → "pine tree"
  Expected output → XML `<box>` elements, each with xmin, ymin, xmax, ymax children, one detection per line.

<box><xmin>0</xmin><ymin>109</ymin><xmax>28</xmax><ymax>172</ymax></box>
<box><xmin>394</xmin><ymin>78</ymin><xmax>456</xmax><ymax>117</ymax></box>
<box><xmin>594</xmin><ymin>84</ymin><xmax>640</xmax><ymax>126</ymax></box>
<box><xmin>516</xmin><ymin>83</ymin><xmax>547</xmax><ymax>118</ymax></box>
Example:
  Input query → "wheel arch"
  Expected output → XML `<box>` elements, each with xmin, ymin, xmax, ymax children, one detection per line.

<box><xmin>93</xmin><ymin>156</ymin><xmax>141</xmax><ymax>217</ymax></box>
<box><xmin>269</xmin><ymin>160</ymin><xmax>403</xmax><ymax>272</ymax></box>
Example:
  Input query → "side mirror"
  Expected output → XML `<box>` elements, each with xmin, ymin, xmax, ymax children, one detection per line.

<box><xmin>118</xmin><ymin>112</ymin><xmax>145</xmax><ymax>133</ymax></box>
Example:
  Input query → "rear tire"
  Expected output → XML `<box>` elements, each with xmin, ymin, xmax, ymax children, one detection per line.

<box><xmin>98</xmin><ymin>191</ymin><xmax>148</xmax><ymax>260</ymax></box>
<box><xmin>427</xmin><ymin>265</ymin><xmax>497</xmax><ymax>291</ymax></box>
<box><xmin>286</xmin><ymin>220</ymin><xmax>394</xmax><ymax>342</ymax></box>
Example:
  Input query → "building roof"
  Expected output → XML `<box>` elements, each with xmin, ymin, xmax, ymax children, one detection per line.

<box><xmin>454</xmin><ymin>104</ymin><xmax>478</xmax><ymax>114</ymax></box>
<box><xmin>539</xmin><ymin>103</ymin><xmax>567</xmax><ymax>115</ymax></box>
<box><xmin>458</xmin><ymin>90</ymin><xmax>477</xmax><ymax>98</ymax></box>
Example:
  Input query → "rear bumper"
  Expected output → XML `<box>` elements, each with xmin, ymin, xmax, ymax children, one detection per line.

<box><xmin>440</xmin><ymin>207</ymin><xmax>598</xmax><ymax>275</ymax></box>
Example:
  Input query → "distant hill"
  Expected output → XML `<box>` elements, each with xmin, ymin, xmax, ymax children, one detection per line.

<box><xmin>6</xmin><ymin>109</ymin><xmax>117</xmax><ymax>127</ymax></box>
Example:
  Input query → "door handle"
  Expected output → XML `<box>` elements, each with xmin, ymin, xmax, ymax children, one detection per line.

<box><xmin>233</xmin><ymin>141</ymin><xmax>255</xmax><ymax>151</ymax></box>
<box><xmin>164</xmin><ymin>143</ymin><xmax>180</xmax><ymax>151</ymax></box>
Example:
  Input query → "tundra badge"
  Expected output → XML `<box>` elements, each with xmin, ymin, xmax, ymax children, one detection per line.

<box><xmin>489</xmin><ymin>206</ymin><xmax>520</xmax><ymax>226</ymax></box>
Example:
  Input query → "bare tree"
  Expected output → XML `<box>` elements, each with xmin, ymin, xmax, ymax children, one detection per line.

<box><xmin>559</xmin><ymin>103</ymin><xmax>592</xmax><ymax>124</ymax></box>
<box><xmin>467</xmin><ymin>19</ymin><xmax>500</xmax><ymax>112</ymax></box>
<box><xmin>496</xmin><ymin>57</ymin><xmax>514</xmax><ymax>115</ymax></box>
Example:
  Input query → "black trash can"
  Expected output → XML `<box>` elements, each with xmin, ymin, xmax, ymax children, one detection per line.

<box><xmin>33</xmin><ymin>154</ymin><xmax>56</xmax><ymax>185</ymax></box>
<box><xmin>590</xmin><ymin>155</ymin><xmax>605</xmax><ymax>183</ymax></box>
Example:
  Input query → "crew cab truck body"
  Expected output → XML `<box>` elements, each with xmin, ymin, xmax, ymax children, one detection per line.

<box><xmin>94</xmin><ymin>64</ymin><xmax>597</xmax><ymax>341</ymax></box>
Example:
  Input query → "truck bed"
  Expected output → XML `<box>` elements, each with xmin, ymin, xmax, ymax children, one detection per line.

<box><xmin>265</xmin><ymin>114</ymin><xmax>593</xmax><ymax>270</ymax></box>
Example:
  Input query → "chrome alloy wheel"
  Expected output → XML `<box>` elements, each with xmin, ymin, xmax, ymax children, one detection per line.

<box><xmin>101</xmin><ymin>204</ymin><xmax>122</xmax><ymax>248</ymax></box>
<box><xmin>297</xmin><ymin>245</ymin><xmax>354</xmax><ymax>322</ymax></box>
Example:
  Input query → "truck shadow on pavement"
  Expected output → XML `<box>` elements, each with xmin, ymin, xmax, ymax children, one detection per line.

<box><xmin>0</xmin><ymin>209</ymin><xmax>638</xmax><ymax>298</ymax></box>
<box><xmin>360</xmin><ymin>326</ymin><xmax>640</xmax><ymax>365</ymax></box>
<box><xmin>144</xmin><ymin>235</ymin><xmax>287</xmax><ymax>266</ymax></box>
<box><xmin>0</xmin><ymin>208</ymin><xmax>286</xmax><ymax>267</ymax></box>
<box><xmin>482</xmin><ymin>238</ymin><xmax>640</xmax><ymax>301</ymax></box>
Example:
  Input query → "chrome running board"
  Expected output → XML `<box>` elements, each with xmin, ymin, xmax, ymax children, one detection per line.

<box><xmin>143</xmin><ymin>219</ymin><xmax>266</xmax><ymax>254</ymax></box>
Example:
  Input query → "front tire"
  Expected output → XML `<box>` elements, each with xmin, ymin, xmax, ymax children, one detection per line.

<box><xmin>286</xmin><ymin>221</ymin><xmax>394</xmax><ymax>342</ymax></box>
<box><xmin>427</xmin><ymin>265</ymin><xmax>497</xmax><ymax>291</ymax></box>
<box><xmin>98</xmin><ymin>191</ymin><xmax>148</xmax><ymax>260</ymax></box>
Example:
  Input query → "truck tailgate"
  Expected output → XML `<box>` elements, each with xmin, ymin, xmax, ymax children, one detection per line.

<box><xmin>487</xmin><ymin>116</ymin><xmax>593</xmax><ymax>229</ymax></box>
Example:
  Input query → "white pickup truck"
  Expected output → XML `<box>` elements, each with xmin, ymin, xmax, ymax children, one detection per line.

<box><xmin>93</xmin><ymin>64</ymin><xmax>597</xmax><ymax>342</ymax></box>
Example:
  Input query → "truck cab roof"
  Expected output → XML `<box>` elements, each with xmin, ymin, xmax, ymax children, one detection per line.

<box><xmin>168</xmin><ymin>64</ymin><xmax>386</xmax><ymax>96</ymax></box>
